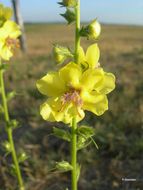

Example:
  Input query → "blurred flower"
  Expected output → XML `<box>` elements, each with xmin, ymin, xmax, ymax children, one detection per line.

<box><xmin>78</xmin><ymin>43</ymin><xmax>100</xmax><ymax>69</ymax></box>
<box><xmin>37</xmin><ymin>62</ymin><xmax>115</xmax><ymax>124</ymax></box>
<box><xmin>0</xmin><ymin>20</ymin><xmax>21</xmax><ymax>61</ymax></box>
<box><xmin>80</xmin><ymin>20</ymin><xmax>101</xmax><ymax>40</ymax></box>
<box><xmin>0</xmin><ymin>4</ymin><xmax>13</xmax><ymax>26</ymax></box>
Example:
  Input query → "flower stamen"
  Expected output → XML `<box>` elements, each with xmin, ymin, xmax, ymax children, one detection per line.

<box><xmin>5</xmin><ymin>37</ymin><xmax>20</xmax><ymax>50</ymax></box>
<box><xmin>61</xmin><ymin>89</ymin><xmax>83</xmax><ymax>112</ymax></box>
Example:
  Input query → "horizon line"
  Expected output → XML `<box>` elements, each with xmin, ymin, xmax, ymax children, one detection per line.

<box><xmin>23</xmin><ymin>21</ymin><xmax>143</xmax><ymax>27</ymax></box>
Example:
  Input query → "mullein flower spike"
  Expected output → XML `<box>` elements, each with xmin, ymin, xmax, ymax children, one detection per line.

<box><xmin>0</xmin><ymin>5</ymin><xmax>21</xmax><ymax>61</ymax></box>
<box><xmin>0</xmin><ymin>3</ymin><xmax>24</xmax><ymax>189</ymax></box>
<box><xmin>37</xmin><ymin>1</ymin><xmax>116</xmax><ymax>190</ymax></box>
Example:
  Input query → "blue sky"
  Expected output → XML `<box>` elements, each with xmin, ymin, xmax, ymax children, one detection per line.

<box><xmin>1</xmin><ymin>0</ymin><xmax>143</xmax><ymax>25</ymax></box>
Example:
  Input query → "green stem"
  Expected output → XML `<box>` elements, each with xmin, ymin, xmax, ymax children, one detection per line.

<box><xmin>0</xmin><ymin>61</ymin><xmax>24</xmax><ymax>190</ymax></box>
<box><xmin>74</xmin><ymin>0</ymin><xmax>81</xmax><ymax>64</ymax></box>
<box><xmin>71</xmin><ymin>117</ymin><xmax>77</xmax><ymax>190</ymax></box>
<box><xmin>71</xmin><ymin>1</ymin><xmax>81</xmax><ymax>189</ymax></box>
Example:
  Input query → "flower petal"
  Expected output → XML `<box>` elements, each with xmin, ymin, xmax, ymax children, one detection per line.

<box><xmin>83</xmin><ymin>93</ymin><xmax>108</xmax><ymax>116</ymax></box>
<box><xmin>59</xmin><ymin>62</ymin><xmax>82</xmax><ymax>88</ymax></box>
<box><xmin>36</xmin><ymin>72</ymin><xmax>66</xmax><ymax>97</ymax></box>
<box><xmin>40</xmin><ymin>98</ymin><xmax>64</xmax><ymax>122</ymax></box>
<box><xmin>78</xmin><ymin>46</ymin><xmax>86</xmax><ymax>64</ymax></box>
<box><xmin>0</xmin><ymin>28</ymin><xmax>8</xmax><ymax>39</ymax></box>
<box><xmin>95</xmin><ymin>72</ymin><xmax>116</xmax><ymax>94</ymax></box>
<box><xmin>80</xmin><ymin>68</ymin><xmax>104</xmax><ymax>91</ymax></box>
<box><xmin>4</xmin><ymin>7</ymin><xmax>13</xmax><ymax>20</ymax></box>
<box><xmin>40</xmin><ymin>98</ymin><xmax>85</xmax><ymax>124</ymax></box>
<box><xmin>81</xmin><ymin>91</ymin><xmax>102</xmax><ymax>103</ymax></box>
<box><xmin>3</xmin><ymin>21</ymin><xmax>21</xmax><ymax>38</ymax></box>
<box><xmin>0</xmin><ymin>46</ymin><xmax>13</xmax><ymax>60</ymax></box>
<box><xmin>86</xmin><ymin>43</ymin><xmax>100</xmax><ymax>68</ymax></box>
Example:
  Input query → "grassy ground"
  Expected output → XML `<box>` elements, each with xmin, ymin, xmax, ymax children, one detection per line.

<box><xmin>0</xmin><ymin>23</ymin><xmax>143</xmax><ymax>190</ymax></box>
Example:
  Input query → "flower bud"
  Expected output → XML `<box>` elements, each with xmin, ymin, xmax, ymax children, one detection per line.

<box><xmin>59</xmin><ymin>0</ymin><xmax>77</xmax><ymax>7</ymax></box>
<box><xmin>53</xmin><ymin>46</ymin><xmax>65</xmax><ymax>64</ymax></box>
<box><xmin>60</xmin><ymin>9</ymin><xmax>76</xmax><ymax>24</ymax></box>
<box><xmin>2</xmin><ymin>141</ymin><xmax>11</xmax><ymax>152</ymax></box>
<box><xmin>53</xmin><ymin>45</ymin><xmax>73</xmax><ymax>64</ymax></box>
<box><xmin>88</xmin><ymin>20</ymin><xmax>101</xmax><ymax>39</ymax></box>
<box><xmin>56</xmin><ymin>161</ymin><xmax>73</xmax><ymax>172</ymax></box>
<box><xmin>80</xmin><ymin>20</ymin><xmax>101</xmax><ymax>40</ymax></box>
<box><xmin>18</xmin><ymin>152</ymin><xmax>28</xmax><ymax>163</ymax></box>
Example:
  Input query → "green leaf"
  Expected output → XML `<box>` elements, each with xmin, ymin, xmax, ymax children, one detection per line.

<box><xmin>58</xmin><ymin>2</ymin><xmax>64</xmax><ymax>7</ymax></box>
<box><xmin>53</xmin><ymin>127</ymin><xmax>71</xmax><ymax>142</ymax></box>
<box><xmin>77</xmin><ymin>164</ymin><xmax>81</xmax><ymax>182</ymax></box>
<box><xmin>77</xmin><ymin>125</ymin><xmax>95</xmax><ymax>139</ymax></box>
<box><xmin>56</xmin><ymin>161</ymin><xmax>73</xmax><ymax>172</ymax></box>
<box><xmin>90</xmin><ymin>136</ymin><xmax>99</xmax><ymax>149</ymax></box>
<box><xmin>77</xmin><ymin>126</ymin><xmax>96</xmax><ymax>150</ymax></box>
<box><xmin>77</xmin><ymin>136</ymin><xmax>91</xmax><ymax>150</ymax></box>
<box><xmin>7</xmin><ymin>91</ymin><xmax>16</xmax><ymax>102</ymax></box>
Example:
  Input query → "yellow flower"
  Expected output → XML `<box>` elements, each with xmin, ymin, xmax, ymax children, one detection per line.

<box><xmin>0</xmin><ymin>4</ymin><xmax>13</xmax><ymax>26</ymax></box>
<box><xmin>37</xmin><ymin>62</ymin><xmax>115</xmax><ymax>124</ymax></box>
<box><xmin>79</xmin><ymin>43</ymin><xmax>100</xmax><ymax>69</ymax></box>
<box><xmin>0</xmin><ymin>20</ymin><xmax>21</xmax><ymax>61</ymax></box>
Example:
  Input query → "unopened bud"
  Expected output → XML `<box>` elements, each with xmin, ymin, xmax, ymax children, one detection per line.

<box><xmin>3</xmin><ymin>141</ymin><xmax>11</xmax><ymax>152</ymax></box>
<box><xmin>18</xmin><ymin>152</ymin><xmax>28</xmax><ymax>163</ymax></box>
<box><xmin>88</xmin><ymin>20</ymin><xmax>101</xmax><ymax>39</ymax></box>
<box><xmin>53</xmin><ymin>46</ymin><xmax>66</xmax><ymax>64</ymax></box>
<box><xmin>53</xmin><ymin>45</ymin><xmax>73</xmax><ymax>64</ymax></box>
<box><xmin>56</xmin><ymin>161</ymin><xmax>73</xmax><ymax>172</ymax></box>
<box><xmin>80</xmin><ymin>20</ymin><xmax>101</xmax><ymax>40</ymax></box>
<box><xmin>60</xmin><ymin>9</ymin><xmax>76</xmax><ymax>24</ymax></box>
<box><xmin>59</xmin><ymin>0</ymin><xmax>77</xmax><ymax>7</ymax></box>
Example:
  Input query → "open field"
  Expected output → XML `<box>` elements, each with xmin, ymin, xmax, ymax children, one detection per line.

<box><xmin>0</xmin><ymin>23</ymin><xmax>143</xmax><ymax>190</ymax></box>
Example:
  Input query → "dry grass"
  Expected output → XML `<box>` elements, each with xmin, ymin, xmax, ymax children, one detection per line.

<box><xmin>0</xmin><ymin>23</ymin><xmax>143</xmax><ymax>190</ymax></box>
